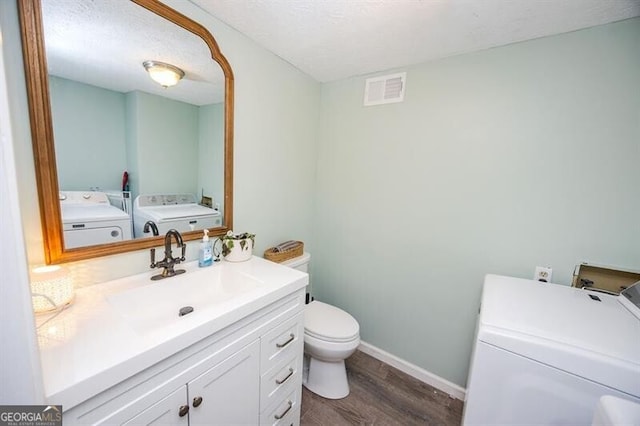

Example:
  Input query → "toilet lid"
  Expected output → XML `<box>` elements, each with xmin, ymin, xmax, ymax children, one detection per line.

<box><xmin>305</xmin><ymin>301</ymin><xmax>360</xmax><ymax>342</ymax></box>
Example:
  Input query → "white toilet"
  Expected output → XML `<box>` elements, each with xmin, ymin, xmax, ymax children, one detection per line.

<box><xmin>282</xmin><ymin>253</ymin><xmax>360</xmax><ymax>399</ymax></box>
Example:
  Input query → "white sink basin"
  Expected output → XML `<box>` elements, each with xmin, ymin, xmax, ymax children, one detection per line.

<box><xmin>107</xmin><ymin>265</ymin><xmax>263</xmax><ymax>335</ymax></box>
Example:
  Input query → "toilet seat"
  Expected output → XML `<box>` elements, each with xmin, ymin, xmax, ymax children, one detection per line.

<box><xmin>304</xmin><ymin>301</ymin><xmax>359</xmax><ymax>343</ymax></box>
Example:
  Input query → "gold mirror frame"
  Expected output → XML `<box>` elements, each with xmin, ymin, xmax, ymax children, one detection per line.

<box><xmin>18</xmin><ymin>0</ymin><xmax>234</xmax><ymax>264</ymax></box>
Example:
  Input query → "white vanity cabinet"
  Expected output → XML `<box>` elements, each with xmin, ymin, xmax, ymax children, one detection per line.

<box><xmin>123</xmin><ymin>340</ymin><xmax>260</xmax><ymax>425</ymax></box>
<box><xmin>62</xmin><ymin>289</ymin><xmax>305</xmax><ymax>426</ymax></box>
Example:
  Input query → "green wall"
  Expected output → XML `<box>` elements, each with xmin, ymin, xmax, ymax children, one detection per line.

<box><xmin>125</xmin><ymin>91</ymin><xmax>199</xmax><ymax>196</ymax></box>
<box><xmin>198</xmin><ymin>103</ymin><xmax>225</xmax><ymax>214</ymax></box>
<box><xmin>313</xmin><ymin>18</ymin><xmax>640</xmax><ymax>387</ymax></box>
<box><xmin>49</xmin><ymin>76</ymin><xmax>127</xmax><ymax>191</ymax></box>
<box><xmin>49</xmin><ymin>78</ymin><xmax>223</xmax><ymax>201</ymax></box>
<box><xmin>125</xmin><ymin>92</ymin><xmax>140</xmax><ymax>198</ymax></box>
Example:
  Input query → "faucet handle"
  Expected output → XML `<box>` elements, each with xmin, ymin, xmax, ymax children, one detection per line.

<box><xmin>150</xmin><ymin>248</ymin><xmax>156</xmax><ymax>268</ymax></box>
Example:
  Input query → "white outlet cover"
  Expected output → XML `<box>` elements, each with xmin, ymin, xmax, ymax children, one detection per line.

<box><xmin>535</xmin><ymin>266</ymin><xmax>553</xmax><ymax>283</ymax></box>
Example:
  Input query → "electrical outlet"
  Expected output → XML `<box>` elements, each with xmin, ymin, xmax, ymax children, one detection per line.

<box><xmin>534</xmin><ymin>266</ymin><xmax>552</xmax><ymax>283</ymax></box>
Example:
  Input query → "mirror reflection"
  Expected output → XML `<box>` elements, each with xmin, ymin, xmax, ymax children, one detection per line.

<box><xmin>41</xmin><ymin>0</ymin><xmax>226</xmax><ymax>248</ymax></box>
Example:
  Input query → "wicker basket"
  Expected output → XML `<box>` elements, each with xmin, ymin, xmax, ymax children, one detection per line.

<box><xmin>264</xmin><ymin>241</ymin><xmax>304</xmax><ymax>263</ymax></box>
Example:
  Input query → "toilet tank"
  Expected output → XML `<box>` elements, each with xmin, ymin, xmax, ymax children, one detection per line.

<box><xmin>281</xmin><ymin>252</ymin><xmax>310</xmax><ymax>273</ymax></box>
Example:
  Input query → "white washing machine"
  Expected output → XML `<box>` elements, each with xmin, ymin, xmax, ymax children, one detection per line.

<box><xmin>133</xmin><ymin>193</ymin><xmax>222</xmax><ymax>238</ymax></box>
<box><xmin>60</xmin><ymin>191</ymin><xmax>133</xmax><ymax>249</ymax></box>
<box><xmin>462</xmin><ymin>274</ymin><xmax>640</xmax><ymax>425</ymax></box>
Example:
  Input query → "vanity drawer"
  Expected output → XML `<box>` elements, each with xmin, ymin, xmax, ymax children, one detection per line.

<box><xmin>260</xmin><ymin>387</ymin><xmax>300</xmax><ymax>426</ymax></box>
<box><xmin>260</xmin><ymin>354</ymin><xmax>301</xmax><ymax>409</ymax></box>
<box><xmin>261</xmin><ymin>312</ymin><xmax>303</xmax><ymax>371</ymax></box>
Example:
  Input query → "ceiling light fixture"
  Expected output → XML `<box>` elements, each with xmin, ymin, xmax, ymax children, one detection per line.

<box><xmin>143</xmin><ymin>60</ymin><xmax>185</xmax><ymax>88</ymax></box>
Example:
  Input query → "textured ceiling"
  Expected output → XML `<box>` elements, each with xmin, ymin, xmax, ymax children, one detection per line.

<box><xmin>42</xmin><ymin>0</ymin><xmax>224</xmax><ymax>105</ymax></box>
<box><xmin>41</xmin><ymin>0</ymin><xmax>640</xmax><ymax>96</ymax></box>
<box><xmin>192</xmin><ymin>0</ymin><xmax>640</xmax><ymax>82</ymax></box>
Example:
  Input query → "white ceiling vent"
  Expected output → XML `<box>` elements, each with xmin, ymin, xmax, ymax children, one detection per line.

<box><xmin>363</xmin><ymin>72</ymin><xmax>406</xmax><ymax>106</ymax></box>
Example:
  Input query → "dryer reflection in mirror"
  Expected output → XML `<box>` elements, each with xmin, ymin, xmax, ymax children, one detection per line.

<box><xmin>133</xmin><ymin>193</ymin><xmax>222</xmax><ymax>238</ymax></box>
<box><xmin>60</xmin><ymin>191</ymin><xmax>132</xmax><ymax>248</ymax></box>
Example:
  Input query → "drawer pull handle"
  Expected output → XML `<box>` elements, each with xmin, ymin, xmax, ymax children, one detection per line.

<box><xmin>276</xmin><ymin>333</ymin><xmax>295</xmax><ymax>348</ymax></box>
<box><xmin>274</xmin><ymin>400</ymin><xmax>293</xmax><ymax>420</ymax></box>
<box><xmin>275</xmin><ymin>367</ymin><xmax>294</xmax><ymax>385</ymax></box>
<box><xmin>192</xmin><ymin>396</ymin><xmax>203</xmax><ymax>407</ymax></box>
<box><xmin>178</xmin><ymin>405</ymin><xmax>189</xmax><ymax>417</ymax></box>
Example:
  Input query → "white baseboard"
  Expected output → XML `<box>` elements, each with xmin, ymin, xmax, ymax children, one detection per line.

<box><xmin>358</xmin><ymin>341</ymin><xmax>466</xmax><ymax>401</ymax></box>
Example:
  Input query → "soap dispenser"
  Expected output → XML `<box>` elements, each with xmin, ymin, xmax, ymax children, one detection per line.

<box><xmin>198</xmin><ymin>229</ymin><xmax>213</xmax><ymax>267</ymax></box>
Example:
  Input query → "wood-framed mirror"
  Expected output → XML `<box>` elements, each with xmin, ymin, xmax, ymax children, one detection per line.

<box><xmin>18</xmin><ymin>0</ymin><xmax>234</xmax><ymax>264</ymax></box>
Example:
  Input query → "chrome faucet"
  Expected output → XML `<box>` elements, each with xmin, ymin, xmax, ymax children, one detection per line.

<box><xmin>143</xmin><ymin>220</ymin><xmax>159</xmax><ymax>236</ymax></box>
<box><xmin>150</xmin><ymin>229</ymin><xmax>186</xmax><ymax>280</ymax></box>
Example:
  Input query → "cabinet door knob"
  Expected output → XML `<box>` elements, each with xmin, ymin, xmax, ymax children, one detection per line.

<box><xmin>178</xmin><ymin>405</ymin><xmax>189</xmax><ymax>417</ymax></box>
<box><xmin>193</xmin><ymin>396</ymin><xmax>203</xmax><ymax>407</ymax></box>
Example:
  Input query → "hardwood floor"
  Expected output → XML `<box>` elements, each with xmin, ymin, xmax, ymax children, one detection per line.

<box><xmin>300</xmin><ymin>350</ymin><xmax>464</xmax><ymax>425</ymax></box>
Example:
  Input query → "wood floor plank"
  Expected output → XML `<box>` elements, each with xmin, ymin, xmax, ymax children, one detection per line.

<box><xmin>300</xmin><ymin>350</ymin><xmax>463</xmax><ymax>426</ymax></box>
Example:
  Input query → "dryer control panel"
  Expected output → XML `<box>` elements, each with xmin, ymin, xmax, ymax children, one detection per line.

<box><xmin>136</xmin><ymin>193</ymin><xmax>197</xmax><ymax>207</ymax></box>
<box><xmin>60</xmin><ymin>191</ymin><xmax>110</xmax><ymax>205</ymax></box>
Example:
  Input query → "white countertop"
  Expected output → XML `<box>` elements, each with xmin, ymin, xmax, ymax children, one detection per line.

<box><xmin>35</xmin><ymin>256</ymin><xmax>308</xmax><ymax>409</ymax></box>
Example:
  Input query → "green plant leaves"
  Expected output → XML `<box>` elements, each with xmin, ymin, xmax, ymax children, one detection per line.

<box><xmin>219</xmin><ymin>232</ymin><xmax>255</xmax><ymax>257</ymax></box>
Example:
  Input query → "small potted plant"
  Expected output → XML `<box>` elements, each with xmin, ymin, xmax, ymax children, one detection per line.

<box><xmin>218</xmin><ymin>231</ymin><xmax>255</xmax><ymax>262</ymax></box>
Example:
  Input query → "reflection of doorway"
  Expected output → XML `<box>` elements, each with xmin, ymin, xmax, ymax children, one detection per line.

<box><xmin>106</xmin><ymin>190</ymin><xmax>134</xmax><ymax>239</ymax></box>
